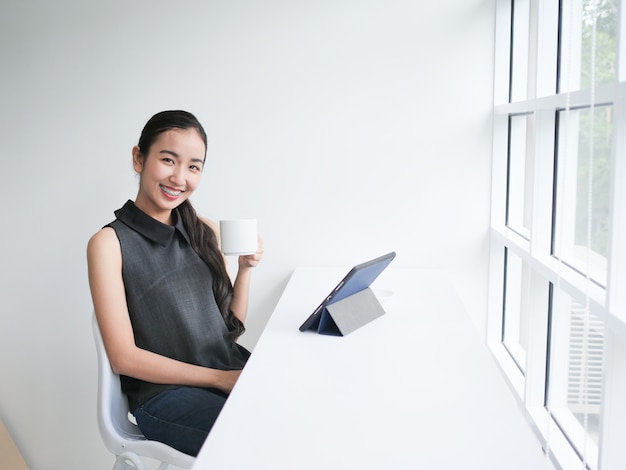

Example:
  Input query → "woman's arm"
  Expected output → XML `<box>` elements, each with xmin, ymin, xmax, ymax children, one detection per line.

<box><xmin>87</xmin><ymin>227</ymin><xmax>241</xmax><ymax>393</ymax></box>
<box><xmin>230</xmin><ymin>238</ymin><xmax>263</xmax><ymax>323</ymax></box>
<box><xmin>201</xmin><ymin>218</ymin><xmax>264</xmax><ymax>323</ymax></box>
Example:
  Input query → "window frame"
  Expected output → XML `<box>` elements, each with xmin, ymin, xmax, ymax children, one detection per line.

<box><xmin>488</xmin><ymin>0</ymin><xmax>626</xmax><ymax>468</ymax></box>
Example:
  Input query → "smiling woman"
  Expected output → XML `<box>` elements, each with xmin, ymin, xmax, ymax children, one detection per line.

<box><xmin>86</xmin><ymin>110</ymin><xmax>264</xmax><ymax>456</ymax></box>
<box><xmin>132</xmin><ymin>126</ymin><xmax>206</xmax><ymax>224</ymax></box>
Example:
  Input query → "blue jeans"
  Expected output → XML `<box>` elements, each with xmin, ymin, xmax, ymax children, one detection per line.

<box><xmin>134</xmin><ymin>387</ymin><xmax>229</xmax><ymax>456</ymax></box>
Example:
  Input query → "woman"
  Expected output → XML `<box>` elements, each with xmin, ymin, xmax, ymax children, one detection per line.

<box><xmin>87</xmin><ymin>110</ymin><xmax>263</xmax><ymax>456</ymax></box>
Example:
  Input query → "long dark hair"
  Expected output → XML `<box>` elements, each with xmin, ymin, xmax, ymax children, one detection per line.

<box><xmin>137</xmin><ymin>110</ymin><xmax>245</xmax><ymax>341</ymax></box>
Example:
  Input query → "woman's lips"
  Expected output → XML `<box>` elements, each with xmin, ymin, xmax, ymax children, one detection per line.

<box><xmin>160</xmin><ymin>185</ymin><xmax>183</xmax><ymax>199</ymax></box>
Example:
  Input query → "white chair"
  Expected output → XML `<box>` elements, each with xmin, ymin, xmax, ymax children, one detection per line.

<box><xmin>93</xmin><ymin>314</ymin><xmax>196</xmax><ymax>470</ymax></box>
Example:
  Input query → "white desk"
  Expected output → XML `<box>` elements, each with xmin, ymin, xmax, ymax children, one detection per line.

<box><xmin>194</xmin><ymin>268</ymin><xmax>553</xmax><ymax>469</ymax></box>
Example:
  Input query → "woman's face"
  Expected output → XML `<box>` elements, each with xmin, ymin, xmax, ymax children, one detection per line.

<box><xmin>132</xmin><ymin>127</ymin><xmax>206</xmax><ymax>224</ymax></box>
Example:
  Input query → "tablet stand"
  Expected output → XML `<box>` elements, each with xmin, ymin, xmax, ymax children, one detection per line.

<box><xmin>317</xmin><ymin>288</ymin><xmax>385</xmax><ymax>336</ymax></box>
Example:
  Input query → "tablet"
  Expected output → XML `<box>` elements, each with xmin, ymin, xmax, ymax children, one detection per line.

<box><xmin>298</xmin><ymin>251</ymin><xmax>396</xmax><ymax>332</ymax></box>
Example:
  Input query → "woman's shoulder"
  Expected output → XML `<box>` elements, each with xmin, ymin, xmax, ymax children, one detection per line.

<box><xmin>87</xmin><ymin>226</ymin><xmax>120</xmax><ymax>257</ymax></box>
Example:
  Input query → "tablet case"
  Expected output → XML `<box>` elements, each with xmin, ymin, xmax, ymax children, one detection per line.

<box><xmin>317</xmin><ymin>287</ymin><xmax>385</xmax><ymax>336</ymax></box>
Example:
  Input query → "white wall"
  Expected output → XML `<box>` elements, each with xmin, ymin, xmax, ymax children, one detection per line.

<box><xmin>0</xmin><ymin>1</ymin><xmax>495</xmax><ymax>468</ymax></box>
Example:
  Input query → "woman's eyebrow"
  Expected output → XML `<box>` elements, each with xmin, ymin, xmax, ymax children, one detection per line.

<box><xmin>159</xmin><ymin>149</ymin><xmax>179</xmax><ymax>158</ymax></box>
<box><xmin>159</xmin><ymin>149</ymin><xmax>180</xmax><ymax>158</ymax></box>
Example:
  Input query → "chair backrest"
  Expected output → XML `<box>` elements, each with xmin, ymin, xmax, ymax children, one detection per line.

<box><xmin>92</xmin><ymin>315</ymin><xmax>145</xmax><ymax>449</ymax></box>
<box><xmin>92</xmin><ymin>314</ymin><xmax>196</xmax><ymax>469</ymax></box>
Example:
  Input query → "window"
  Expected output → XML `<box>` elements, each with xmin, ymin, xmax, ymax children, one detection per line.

<box><xmin>502</xmin><ymin>248</ymin><xmax>531</xmax><ymax>372</ymax></box>
<box><xmin>510</xmin><ymin>0</ymin><xmax>532</xmax><ymax>101</ymax></box>
<box><xmin>488</xmin><ymin>0</ymin><xmax>625</xmax><ymax>468</ymax></box>
<box><xmin>507</xmin><ymin>113</ymin><xmax>535</xmax><ymax>238</ymax></box>
<box><xmin>559</xmin><ymin>0</ymin><xmax>618</xmax><ymax>92</ymax></box>
<box><xmin>546</xmin><ymin>285</ymin><xmax>605</xmax><ymax>466</ymax></box>
<box><xmin>553</xmin><ymin>104</ymin><xmax>612</xmax><ymax>286</ymax></box>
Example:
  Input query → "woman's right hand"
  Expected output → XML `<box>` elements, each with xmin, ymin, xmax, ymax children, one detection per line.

<box><xmin>214</xmin><ymin>369</ymin><xmax>243</xmax><ymax>394</ymax></box>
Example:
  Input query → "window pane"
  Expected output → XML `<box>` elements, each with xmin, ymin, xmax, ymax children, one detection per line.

<box><xmin>546</xmin><ymin>286</ymin><xmax>604</xmax><ymax>466</ymax></box>
<box><xmin>502</xmin><ymin>249</ymin><xmax>531</xmax><ymax>372</ymax></box>
<box><xmin>559</xmin><ymin>0</ymin><xmax>618</xmax><ymax>92</ymax></box>
<box><xmin>510</xmin><ymin>0</ymin><xmax>531</xmax><ymax>101</ymax></box>
<box><xmin>552</xmin><ymin>105</ymin><xmax>612</xmax><ymax>285</ymax></box>
<box><xmin>507</xmin><ymin>113</ymin><xmax>534</xmax><ymax>238</ymax></box>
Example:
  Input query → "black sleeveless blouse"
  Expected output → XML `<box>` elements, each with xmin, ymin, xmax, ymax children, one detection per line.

<box><xmin>107</xmin><ymin>200</ymin><xmax>248</xmax><ymax>411</ymax></box>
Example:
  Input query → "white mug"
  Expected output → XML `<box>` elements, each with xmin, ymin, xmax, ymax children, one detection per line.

<box><xmin>219</xmin><ymin>219</ymin><xmax>258</xmax><ymax>256</ymax></box>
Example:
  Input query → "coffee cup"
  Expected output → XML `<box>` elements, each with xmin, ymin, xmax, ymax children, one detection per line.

<box><xmin>219</xmin><ymin>219</ymin><xmax>258</xmax><ymax>256</ymax></box>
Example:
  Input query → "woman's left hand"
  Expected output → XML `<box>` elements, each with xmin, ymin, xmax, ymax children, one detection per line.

<box><xmin>238</xmin><ymin>236</ymin><xmax>264</xmax><ymax>268</ymax></box>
